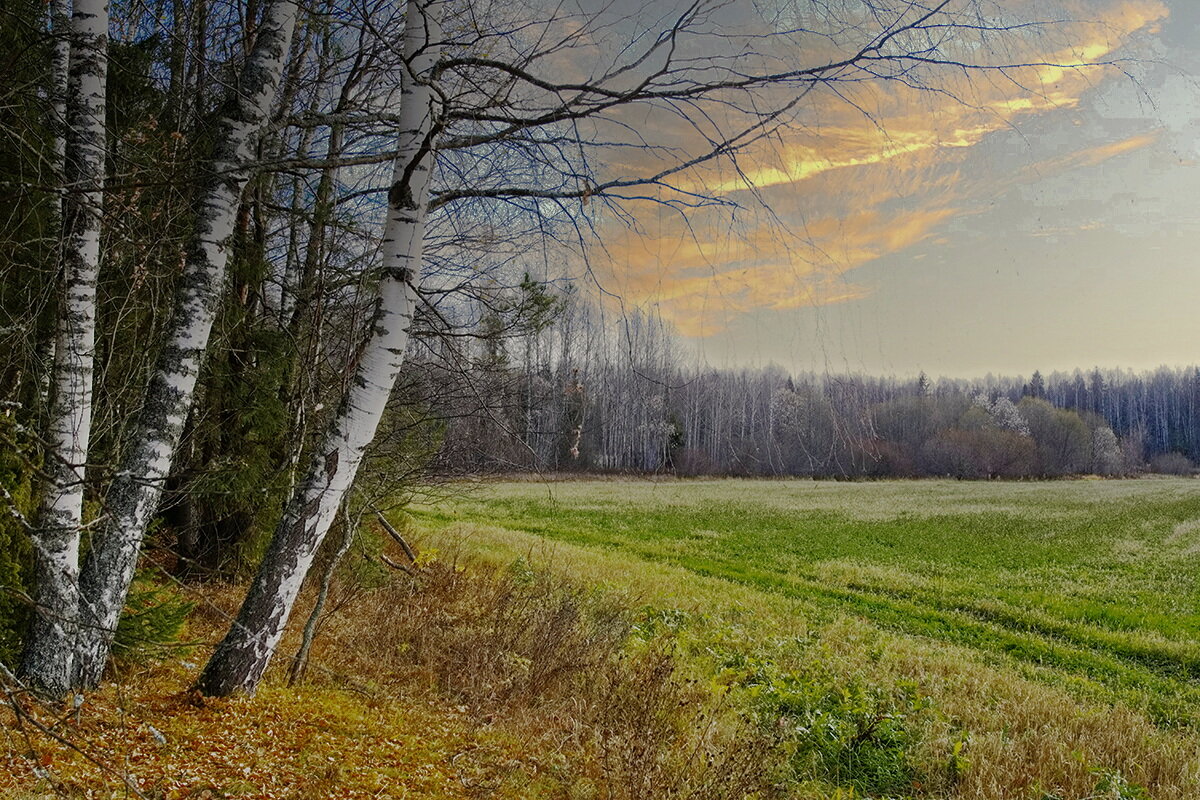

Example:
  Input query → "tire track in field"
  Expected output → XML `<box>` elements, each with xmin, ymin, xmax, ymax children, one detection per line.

<box><xmin>415</xmin><ymin>504</ymin><xmax>1200</xmax><ymax>727</ymax></box>
<box><xmin>508</xmin><ymin>531</ymin><xmax>1200</xmax><ymax>728</ymax></box>
<box><xmin>662</xmin><ymin>551</ymin><xmax>1200</xmax><ymax>727</ymax></box>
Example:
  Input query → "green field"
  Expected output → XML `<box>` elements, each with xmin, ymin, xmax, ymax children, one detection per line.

<box><xmin>412</xmin><ymin>477</ymin><xmax>1200</xmax><ymax>798</ymax></box>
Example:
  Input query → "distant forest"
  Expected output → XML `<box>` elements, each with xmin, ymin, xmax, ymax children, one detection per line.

<box><xmin>418</xmin><ymin>292</ymin><xmax>1200</xmax><ymax>480</ymax></box>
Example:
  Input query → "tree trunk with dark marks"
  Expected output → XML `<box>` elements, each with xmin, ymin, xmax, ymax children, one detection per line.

<box><xmin>72</xmin><ymin>0</ymin><xmax>299</xmax><ymax>689</ymax></box>
<box><xmin>286</xmin><ymin>506</ymin><xmax>356</xmax><ymax>687</ymax></box>
<box><xmin>197</xmin><ymin>0</ymin><xmax>441</xmax><ymax>697</ymax></box>
<box><xmin>20</xmin><ymin>0</ymin><xmax>108</xmax><ymax>697</ymax></box>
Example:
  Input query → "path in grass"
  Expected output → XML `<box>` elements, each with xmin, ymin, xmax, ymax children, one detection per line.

<box><xmin>412</xmin><ymin>477</ymin><xmax>1200</xmax><ymax>727</ymax></box>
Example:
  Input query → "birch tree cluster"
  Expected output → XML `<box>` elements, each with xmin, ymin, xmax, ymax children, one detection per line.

<box><xmin>428</xmin><ymin>297</ymin><xmax>1198</xmax><ymax>480</ymax></box>
<box><xmin>0</xmin><ymin>0</ymin><xmax>1139</xmax><ymax>697</ymax></box>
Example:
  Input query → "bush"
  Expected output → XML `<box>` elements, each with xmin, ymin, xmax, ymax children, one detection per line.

<box><xmin>319</xmin><ymin>555</ymin><xmax>777</xmax><ymax>799</ymax></box>
<box><xmin>357</xmin><ymin>556</ymin><xmax>631</xmax><ymax>705</ymax></box>
<box><xmin>725</xmin><ymin>655</ymin><xmax>940</xmax><ymax>797</ymax></box>
<box><xmin>674</xmin><ymin>447</ymin><xmax>718</xmax><ymax>477</ymax></box>
<box><xmin>111</xmin><ymin>576</ymin><xmax>193</xmax><ymax>665</ymax></box>
<box><xmin>1149</xmin><ymin>452</ymin><xmax>1194</xmax><ymax>476</ymax></box>
<box><xmin>585</xmin><ymin>642</ymin><xmax>768</xmax><ymax>800</ymax></box>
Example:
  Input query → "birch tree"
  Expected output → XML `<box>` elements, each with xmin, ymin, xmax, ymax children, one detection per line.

<box><xmin>20</xmin><ymin>0</ymin><xmax>109</xmax><ymax>696</ymax></box>
<box><xmin>197</xmin><ymin>0</ymin><xmax>443</xmax><ymax>696</ymax></box>
<box><xmin>71</xmin><ymin>0</ymin><xmax>299</xmax><ymax>688</ymax></box>
<box><xmin>49</xmin><ymin>0</ymin><xmax>72</xmax><ymax>211</ymax></box>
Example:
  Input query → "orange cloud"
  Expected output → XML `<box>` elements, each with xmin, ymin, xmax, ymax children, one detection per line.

<box><xmin>600</xmin><ymin>201</ymin><xmax>960</xmax><ymax>336</ymax></box>
<box><xmin>1024</xmin><ymin>131</ymin><xmax>1161</xmax><ymax>176</ymax></box>
<box><xmin>593</xmin><ymin>0</ymin><xmax>1169</xmax><ymax>338</ymax></box>
<box><xmin>687</xmin><ymin>0</ymin><xmax>1168</xmax><ymax>194</ymax></box>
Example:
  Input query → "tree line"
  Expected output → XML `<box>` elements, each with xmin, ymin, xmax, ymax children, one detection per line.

<box><xmin>428</xmin><ymin>296</ymin><xmax>1200</xmax><ymax>479</ymax></box>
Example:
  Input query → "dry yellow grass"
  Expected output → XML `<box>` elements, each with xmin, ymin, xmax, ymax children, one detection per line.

<box><xmin>1</xmin><ymin>565</ymin><xmax>768</xmax><ymax>800</ymax></box>
<box><xmin>0</xmin><ymin>585</ymin><xmax>539</xmax><ymax>800</ymax></box>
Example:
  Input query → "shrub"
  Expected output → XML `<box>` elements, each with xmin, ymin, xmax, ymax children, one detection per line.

<box><xmin>727</xmin><ymin>656</ymin><xmax>937</xmax><ymax>797</ymax></box>
<box><xmin>585</xmin><ymin>642</ymin><xmax>768</xmax><ymax>800</ymax></box>
<box><xmin>111</xmin><ymin>576</ymin><xmax>193</xmax><ymax>665</ymax></box>
<box><xmin>320</xmin><ymin>556</ymin><xmax>777</xmax><ymax>799</ymax></box>
<box><xmin>1149</xmin><ymin>452</ymin><xmax>1194</xmax><ymax>476</ymax></box>
<box><xmin>363</xmin><ymin>557</ymin><xmax>631</xmax><ymax>705</ymax></box>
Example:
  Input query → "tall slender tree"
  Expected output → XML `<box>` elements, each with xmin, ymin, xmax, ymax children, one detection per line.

<box><xmin>193</xmin><ymin>0</ymin><xmax>1131</xmax><ymax>695</ymax></box>
<box><xmin>21</xmin><ymin>0</ymin><xmax>109</xmax><ymax>696</ymax></box>
<box><xmin>72</xmin><ymin>0</ymin><xmax>300</xmax><ymax>688</ymax></box>
<box><xmin>198</xmin><ymin>0</ymin><xmax>443</xmax><ymax>695</ymax></box>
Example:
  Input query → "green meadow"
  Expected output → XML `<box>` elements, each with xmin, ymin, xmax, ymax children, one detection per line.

<box><xmin>412</xmin><ymin>477</ymin><xmax>1200</xmax><ymax>798</ymax></box>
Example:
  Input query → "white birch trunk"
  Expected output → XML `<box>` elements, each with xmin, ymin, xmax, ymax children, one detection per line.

<box><xmin>197</xmin><ymin>0</ymin><xmax>441</xmax><ymax>696</ymax></box>
<box><xmin>36</xmin><ymin>0</ymin><xmax>72</xmax><ymax>411</ymax></box>
<box><xmin>33</xmin><ymin>0</ymin><xmax>82</xmax><ymax>411</ymax></box>
<box><xmin>73</xmin><ymin>0</ymin><xmax>298</xmax><ymax>689</ymax></box>
<box><xmin>20</xmin><ymin>0</ymin><xmax>108</xmax><ymax>697</ymax></box>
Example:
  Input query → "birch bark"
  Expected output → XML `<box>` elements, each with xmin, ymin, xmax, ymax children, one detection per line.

<box><xmin>197</xmin><ymin>0</ymin><xmax>441</xmax><ymax>697</ymax></box>
<box><xmin>73</xmin><ymin>0</ymin><xmax>299</xmax><ymax>688</ymax></box>
<box><xmin>20</xmin><ymin>0</ymin><xmax>108</xmax><ymax>696</ymax></box>
<box><xmin>35</xmin><ymin>0</ymin><xmax>73</xmax><ymax>407</ymax></box>
<box><xmin>41</xmin><ymin>0</ymin><xmax>72</xmax><ymax>406</ymax></box>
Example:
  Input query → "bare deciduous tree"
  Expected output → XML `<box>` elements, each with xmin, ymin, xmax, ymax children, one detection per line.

<box><xmin>70</xmin><ymin>0</ymin><xmax>301</xmax><ymax>689</ymax></box>
<box><xmin>21</xmin><ymin>0</ymin><xmax>109</xmax><ymax>696</ymax></box>
<box><xmin>196</xmin><ymin>0</ymin><xmax>1108</xmax><ymax>695</ymax></box>
<box><xmin>198</xmin><ymin>0</ymin><xmax>443</xmax><ymax>695</ymax></box>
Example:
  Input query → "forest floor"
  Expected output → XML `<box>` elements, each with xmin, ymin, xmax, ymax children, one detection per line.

<box><xmin>4</xmin><ymin>477</ymin><xmax>1200</xmax><ymax>798</ymax></box>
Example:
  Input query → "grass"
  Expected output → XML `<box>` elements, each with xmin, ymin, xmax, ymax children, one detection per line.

<box><xmin>5</xmin><ymin>477</ymin><xmax>1200</xmax><ymax>799</ymax></box>
<box><xmin>0</xmin><ymin>584</ymin><xmax>508</xmax><ymax>800</ymax></box>
<box><xmin>410</xmin><ymin>476</ymin><xmax>1200</xmax><ymax>798</ymax></box>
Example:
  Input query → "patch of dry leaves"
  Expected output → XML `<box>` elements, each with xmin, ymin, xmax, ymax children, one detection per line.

<box><xmin>0</xmin><ymin>659</ymin><xmax>532</xmax><ymax>799</ymax></box>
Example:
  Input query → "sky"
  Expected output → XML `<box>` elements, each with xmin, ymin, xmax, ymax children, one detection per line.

<box><xmin>584</xmin><ymin>0</ymin><xmax>1200</xmax><ymax>380</ymax></box>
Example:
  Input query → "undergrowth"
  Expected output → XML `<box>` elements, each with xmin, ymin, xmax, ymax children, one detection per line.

<box><xmin>323</xmin><ymin>555</ymin><xmax>777</xmax><ymax>798</ymax></box>
<box><xmin>316</xmin><ymin>551</ymin><xmax>982</xmax><ymax>799</ymax></box>
<box><xmin>111</xmin><ymin>575</ymin><xmax>194</xmax><ymax>665</ymax></box>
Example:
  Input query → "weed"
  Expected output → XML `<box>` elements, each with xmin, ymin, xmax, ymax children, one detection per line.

<box><xmin>321</xmin><ymin>554</ymin><xmax>778</xmax><ymax>798</ymax></box>
<box><xmin>1092</xmin><ymin>770</ymin><xmax>1152</xmax><ymax>800</ymax></box>
<box><xmin>728</xmin><ymin>655</ymin><xmax>931</xmax><ymax>796</ymax></box>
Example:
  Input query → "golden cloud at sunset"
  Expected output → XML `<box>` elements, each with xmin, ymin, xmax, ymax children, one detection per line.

<box><xmin>1025</xmin><ymin>131</ymin><xmax>1162</xmax><ymax>175</ymax></box>
<box><xmin>597</xmin><ymin>0</ymin><xmax>1169</xmax><ymax>337</ymax></box>
<box><xmin>601</xmin><ymin>201</ymin><xmax>962</xmax><ymax>337</ymax></box>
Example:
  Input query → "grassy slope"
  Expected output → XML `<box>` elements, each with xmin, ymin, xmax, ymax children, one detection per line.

<box><xmin>412</xmin><ymin>477</ymin><xmax>1200</xmax><ymax>798</ymax></box>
